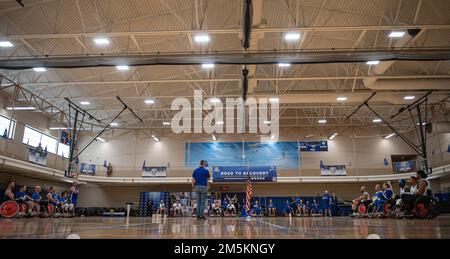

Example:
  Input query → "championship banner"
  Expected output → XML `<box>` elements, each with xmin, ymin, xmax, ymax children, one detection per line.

<box><xmin>393</xmin><ymin>160</ymin><xmax>415</xmax><ymax>174</ymax></box>
<box><xmin>212</xmin><ymin>166</ymin><xmax>277</xmax><ymax>183</ymax></box>
<box><xmin>28</xmin><ymin>147</ymin><xmax>47</xmax><ymax>166</ymax></box>
<box><xmin>142</xmin><ymin>166</ymin><xmax>167</xmax><ymax>177</ymax></box>
<box><xmin>80</xmin><ymin>163</ymin><xmax>96</xmax><ymax>175</ymax></box>
<box><xmin>300</xmin><ymin>141</ymin><xmax>328</xmax><ymax>152</ymax></box>
<box><xmin>321</xmin><ymin>165</ymin><xmax>347</xmax><ymax>176</ymax></box>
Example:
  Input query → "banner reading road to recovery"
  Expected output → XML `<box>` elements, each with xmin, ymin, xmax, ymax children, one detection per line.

<box><xmin>212</xmin><ymin>166</ymin><xmax>277</xmax><ymax>183</ymax></box>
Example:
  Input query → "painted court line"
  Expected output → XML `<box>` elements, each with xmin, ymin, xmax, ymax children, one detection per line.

<box><xmin>255</xmin><ymin>219</ymin><xmax>287</xmax><ymax>230</ymax></box>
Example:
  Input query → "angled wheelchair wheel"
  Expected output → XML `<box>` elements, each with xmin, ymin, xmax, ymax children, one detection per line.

<box><xmin>47</xmin><ymin>204</ymin><xmax>55</xmax><ymax>215</ymax></box>
<box><xmin>0</xmin><ymin>201</ymin><xmax>20</xmax><ymax>218</ymax></box>
<box><xmin>383</xmin><ymin>201</ymin><xmax>394</xmax><ymax>215</ymax></box>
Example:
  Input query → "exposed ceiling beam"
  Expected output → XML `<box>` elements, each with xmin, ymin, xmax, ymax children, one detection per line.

<box><xmin>2</xmin><ymin>25</ymin><xmax>449</xmax><ymax>40</ymax></box>
<box><xmin>17</xmin><ymin>75</ymin><xmax>450</xmax><ymax>88</ymax></box>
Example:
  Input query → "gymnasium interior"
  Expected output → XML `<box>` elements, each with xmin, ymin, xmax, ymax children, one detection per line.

<box><xmin>0</xmin><ymin>0</ymin><xmax>450</xmax><ymax>240</ymax></box>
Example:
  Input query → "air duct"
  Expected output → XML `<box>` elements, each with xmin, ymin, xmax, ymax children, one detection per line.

<box><xmin>365</xmin><ymin>79</ymin><xmax>450</xmax><ymax>90</ymax></box>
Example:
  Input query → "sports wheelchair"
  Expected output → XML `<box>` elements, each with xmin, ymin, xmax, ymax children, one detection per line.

<box><xmin>353</xmin><ymin>195</ymin><xmax>440</xmax><ymax>219</ymax></box>
<box><xmin>0</xmin><ymin>199</ymin><xmax>54</xmax><ymax>218</ymax></box>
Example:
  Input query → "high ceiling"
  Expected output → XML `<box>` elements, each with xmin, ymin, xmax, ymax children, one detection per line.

<box><xmin>0</xmin><ymin>0</ymin><xmax>449</xmax><ymax>138</ymax></box>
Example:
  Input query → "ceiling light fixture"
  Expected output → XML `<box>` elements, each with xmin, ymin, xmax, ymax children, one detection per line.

<box><xmin>0</xmin><ymin>41</ymin><xmax>14</xmax><ymax>48</ymax></box>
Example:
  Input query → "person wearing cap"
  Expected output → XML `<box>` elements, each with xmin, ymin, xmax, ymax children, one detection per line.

<box><xmin>192</xmin><ymin>160</ymin><xmax>210</xmax><ymax>220</ymax></box>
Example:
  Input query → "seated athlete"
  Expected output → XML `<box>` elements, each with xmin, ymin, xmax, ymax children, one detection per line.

<box><xmin>16</xmin><ymin>185</ymin><xmax>32</xmax><ymax>202</ymax></box>
<box><xmin>289</xmin><ymin>197</ymin><xmax>297</xmax><ymax>214</ymax></box>
<box><xmin>296</xmin><ymin>199</ymin><xmax>307</xmax><ymax>216</ymax></box>
<box><xmin>383</xmin><ymin>181</ymin><xmax>394</xmax><ymax>200</ymax></box>
<box><xmin>210</xmin><ymin>199</ymin><xmax>222</xmax><ymax>216</ymax></box>
<box><xmin>31</xmin><ymin>186</ymin><xmax>49</xmax><ymax>216</ymax></box>
<box><xmin>395</xmin><ymin>179</ymin><xmax>411</xmax><ymax>209</ymax></box>
<box><xmin>267</xmin><ymin>199</ymin><xmax>277</xmax><ymax>217</ymax></box>
<box><xmin>47</xmin><ymin>186</ymin><xmax>59</xmax><ymax>216</ymax></box>
<box><xmin>414</xmin><ymin>170</ymin><xmax>432</xmax><ymax>197</ymax></box>
<box><xmin>172</xmin><ymin>199</ymin><xmax>183</xmax><ymax>217</ymax></box>
<box><xmin>225</xmin><ymin>197</ymin><xmax>237</xmax><ymax>216</ymax></box>
<box><xmin>59</xmin><ymin>191</ymin><xmax>71</xmax><ymax>217</ymax></box>
<box><xmin>252</xmin><ymin>200</ymin><xmax>262</xmax><ymax>217</ymax></box>
<box><xmin>157</xmin><ymin>199</ymin><xmax>167</xmax><ymax>215</ymax></box>
<box><xmin>310</xmin><ymin>198</ymin><xmax>322</xmax><ymax>216</ymax></box>
<box><xmin>372</xmin><ymin>184</ymin><xmax>386</xmax><ymax>213</ymax></box>
<box><xmin>305</xmin><ymin>200</ymin><xmax>312</xmax><ymax>215</ymax></box>
<box><xmin>191</xmin><ymin>200</ymin><xmax>197</xmax><ymax>217</ymax></box>
<box><xmin>3</xmin><ymin>180</ymin><xmax>15</xmax><ymax>201</ymax></box>
<box><xmin>283</xmin><ymin>200</ymin><xmax>293</xmax><ymax>216</ymax></box>
<box><xmin>352</xmin><ymin>186</ymin><xmax>371</xmax><ymax>215</ymax></box>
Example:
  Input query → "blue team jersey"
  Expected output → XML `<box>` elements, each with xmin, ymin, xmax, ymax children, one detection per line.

<box><xmin>50</xmin><ymin>193</ymin><xmax>58</xmax><ymax>205</ymax></box>
<box><xmin>16</xmin><ymin>191</ymin><xmax>27</xmax><ymax>199</ymax></box>
<box><xmin>268</xmin><ymin>203</ymin><xmax>274</xmax><ymax>208</ymax></box>
<box><xmin>58</xmin><ymin>197</ymin><xmax>65</xmax><ymax>203</ymax></box>
<box><xmin>70</xmin><ymin>192</ymin><xmax>78</xmax><ymax>205</ymax></box>
<box><xmin>322</xmin><ymin>194</ymin><xmax>331</xmax><ymax>203</ymax></box>
<box><xmin>31</xmin><ymin>192</ymin><xmax>41</xmax><ymax>201</ymax></box>
<box><xmin>384</xmin><ymin>189</ymin><xmax>394</xmax><ymax>200</ymax></box>
<box><xmin>375</xmin><ymin>191</ymin><xmax>385</xmax><ymax>200</ymax></box>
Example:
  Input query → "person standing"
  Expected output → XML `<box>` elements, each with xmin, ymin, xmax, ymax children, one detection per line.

<box><xmin>322</xmin><ymin>190</ymin><xmax>332</xmax><ymax>217</ymax></box>
<box><xmin>146</xmin><ymin>199</ymin><xmax>153</xmax><ymax>217</ymax></box>
<box><xmin>191</xmin><ymin>160</ymin><xmax>210</xmax><ymax>220</ymax></box>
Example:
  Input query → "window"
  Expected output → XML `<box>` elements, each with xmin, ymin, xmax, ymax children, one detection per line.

<box><xmin>23</xmin><ymin>126</ymin><xmax>41</xmax><ymax>147</ymax></box>
<box><xmin>0</xmin><ymin>114</ymin><xmax>16</xmax><ymax>139</ymax></box>
<box><xmin>22</xmin><ymin>126</ymin><xmax>57</xmax><ymax>154</ymax></box>
<box><xmin>58</xmin><ymin>143</ymin><xmax>70</xmax><ymax>158</ymax></box>
<box><xmin>40</xmin><ymin>134</ymin><xmax>58</xmax><ymax>154</ymax></box>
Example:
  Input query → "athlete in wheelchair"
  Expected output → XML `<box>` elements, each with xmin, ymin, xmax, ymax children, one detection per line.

<box><xmin>395</xmin><ymin>171</ymin><xmax>440</xmax><ymax>219</ymax></box>
<box><xmin>171</xmin><ymin>199</ymin><xmax>183</xmax><ymax>217</ymax></box>
<box><xmin>31</xmin><ymin>186</ymin><xmax>53</xmax><ymax>218</ymax></box>
<box><xmin>209</xmin><ymin>199</ymin><xmax>222</xmax><ymax>217</ymax></box>
<box><xmin>369</xmin><ymin>183</ymin><xmax>395</xmax><ymax>217</ymax></box>
<box><xmin>267</xmin><ymin>199</ymin><xmax>277</xmax><ymax>217</ymax></box>
<box><xmin>351</xmin><ymin>186</ymin><xmax>372</xmax><ymax>217</ymax></box>
<box><xmin>0</xmin><ymin>180</ymin><xmax>22</xmax><ymax>218</ymax></box>
<box><xmin>223</xmin><ymin>195</ymin><xmax>237</xmax><ymax>217</ymax></box>
<box><xmin>251</xmin><ymin>200</ymin><xmax>263</xmax><ymax>217</ymax></box>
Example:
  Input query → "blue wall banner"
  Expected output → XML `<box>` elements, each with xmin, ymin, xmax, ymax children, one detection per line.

<box><xmin>320</xmin><ymin>165</ymin><xmax>346</xmax><ymax>176</ymax></box>
<box><xmin>212</xmin><ymin>166</ymin><xmax>277</xmax><ymax>183</ymax></box>
<box><xmin>300</xmin><ymin>141</ymin><xmax>328</xmax><ymax>152</ymax></box>
<box><xmin>80</xmin><ymin>163</ymin><xmax>96</xmax><ymax>175</ymax></box>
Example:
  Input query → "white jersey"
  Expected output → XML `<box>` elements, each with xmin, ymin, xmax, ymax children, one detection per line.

<box><xmin>400</xmin><ymin>187</ymin><xmax>409</xmax><ymax>196</ymax></box>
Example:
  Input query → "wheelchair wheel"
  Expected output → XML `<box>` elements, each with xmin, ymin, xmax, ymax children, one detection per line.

<box><xmin>358</xmin><ymin>204</ymin><xmax>367</xmax><ymax>215</ymax></box>
<box><xmin>0</xmin><ymin>201</ymin><xmax>20</xmax><ymax>218</ymax></box>
<box><xmin>414</xmin><ymin>197</ymin><xmax>430</xmax><ymax>219</ymax></box>
<box><xmin>383</xmin><ymin>201</ymin><xmax>394</xmax><ymax>215</ymax></box>
<box><xmin>19</xmin><ymin>203</ymin><xmax>28</xmax><ymax>214</ymax></box>
<box><xmin>47</xmin><ymin>204</ymin><xmax>55</xmax><ymax>215</ymax></box>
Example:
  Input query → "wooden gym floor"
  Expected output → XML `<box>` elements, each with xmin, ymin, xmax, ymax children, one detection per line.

<box><xmin>1</xmin><ymin>215</ymin><xmax>449</xmax><ymax>239</ymax></box>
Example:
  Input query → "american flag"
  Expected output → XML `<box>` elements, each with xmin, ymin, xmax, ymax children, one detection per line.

<box><xmin>245</xmin><ymin>175</ymin><xmax>253</xmax><ymax>212</ymax></box>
